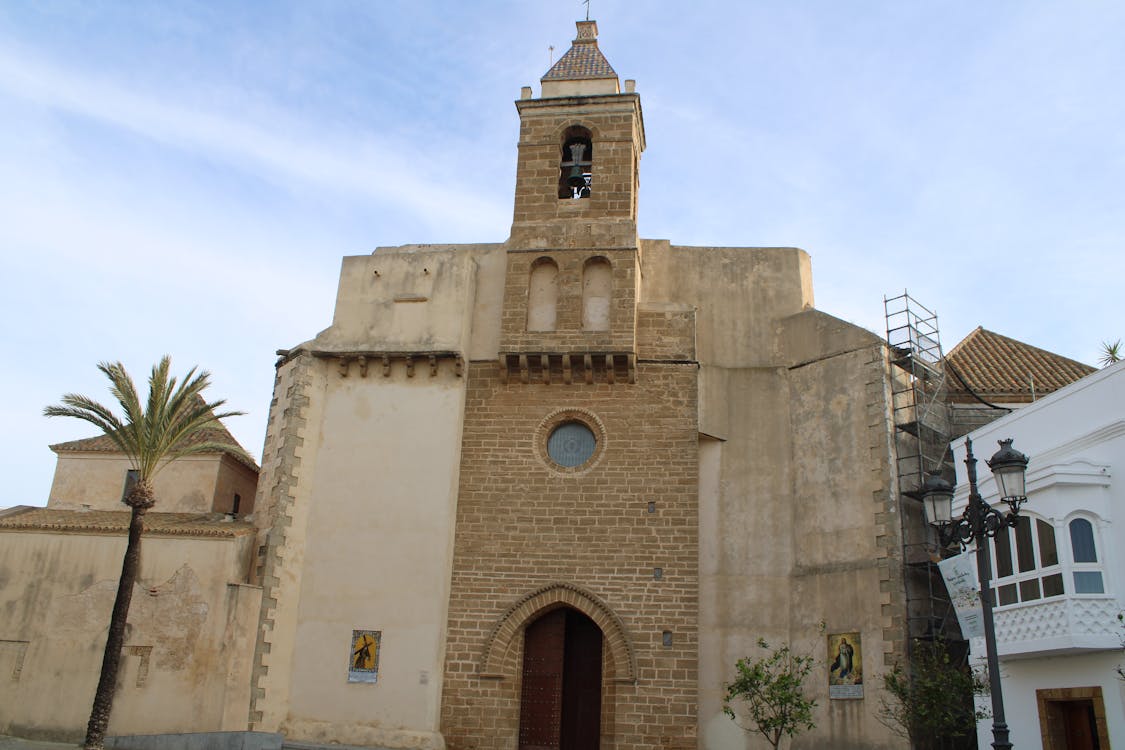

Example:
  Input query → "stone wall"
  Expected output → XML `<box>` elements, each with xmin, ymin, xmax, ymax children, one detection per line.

<box><xmin>440</xmin><ymin>357</ymin><xmax>700</xmax><ymax>749</ymax></box>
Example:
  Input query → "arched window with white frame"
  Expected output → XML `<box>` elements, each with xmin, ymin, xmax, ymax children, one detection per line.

<box><xmin>1067</xmin><ymin>516</ymin><xmax>1105</xmax><ymax>594</ymax></box>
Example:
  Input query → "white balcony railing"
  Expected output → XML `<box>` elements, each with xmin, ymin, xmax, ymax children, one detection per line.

<box><xmin>979</xmin><ymin>596</ymin><xmax>1121</xmax><ymax>658</ymax></box>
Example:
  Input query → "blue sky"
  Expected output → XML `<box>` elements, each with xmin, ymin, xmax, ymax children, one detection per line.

<box><xmin>2</xmin><ymin>1</ymin><xmax>1123</xmax><ymax>506</ymax></box>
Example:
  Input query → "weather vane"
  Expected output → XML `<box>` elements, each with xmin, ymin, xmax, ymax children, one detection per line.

<box><xmin>583</xmin><ymin>0</ymin><xmax>591</xmax><ymax>21</ymax></box>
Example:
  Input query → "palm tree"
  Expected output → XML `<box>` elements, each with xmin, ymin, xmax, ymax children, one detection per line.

<box><xmin>1100</xmin><ymin>339</ymin><xmax>1122</xmax><ymax>367</ymax></box>
<box><xmin>44</xmin><ymin>357</ymin><xmax>245</xmax><ymax>750</ymax></box>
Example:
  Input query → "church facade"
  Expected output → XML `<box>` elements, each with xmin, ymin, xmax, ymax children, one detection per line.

<box><xmin>247</xmin><ymin>20</ymin><xmax>910</xmax><ymax>750</ymax></box>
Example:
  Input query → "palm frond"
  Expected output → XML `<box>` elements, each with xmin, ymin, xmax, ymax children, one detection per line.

<box><xmin>45</xmin><ymin>356</ymin><xmax>246</xmax><ymax>483</ymax></box>
<box><xmin>98</xmin><ymin>361</ymin><xmax>143</xmax><ymax>428</ymax></box>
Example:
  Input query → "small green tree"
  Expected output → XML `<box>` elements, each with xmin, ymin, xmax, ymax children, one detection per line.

<box><xmin>723</xmin><ymin>639</ymin><xmax>817</xmax><ymax>749</ymax></box>
<box><xmin>878</xmin><ymin>639</ymin><xmax>989</xmax><ymax>750</ymax></box>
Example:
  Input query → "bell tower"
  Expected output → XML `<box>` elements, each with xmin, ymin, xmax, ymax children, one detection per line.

<box><xmin>510</xmin><ymin>20</ymin><xmax>645</xmax><ymax>250</ymax></box>
<box><xmin>502</xmin><ymin>20</ymin><xmax>646</xmax><ymax>381</ymax></box>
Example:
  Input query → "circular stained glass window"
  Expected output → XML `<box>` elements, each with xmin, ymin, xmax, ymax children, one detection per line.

<box><xmin>546</xmin><ymin>421</ymin><xmax>597</xmax><ymax>468</ymax></box>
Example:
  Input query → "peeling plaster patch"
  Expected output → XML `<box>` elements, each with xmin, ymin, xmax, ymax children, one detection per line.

<box><xmin>135</xmin><ymin>565</ymin><xmax>209</xmax><ymax>670</ymax></box>
<box><xmin>125</xmin><ymin>645</ymin><xmax>152</xmax><ymax>687</ymax></box>
<box><xmin>50</xmin><ymin>564</ymin><xmax>208</xmax><ymax>672</ymax></box>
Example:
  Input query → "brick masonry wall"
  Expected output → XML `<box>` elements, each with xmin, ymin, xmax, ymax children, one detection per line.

<box><xmin>636</xmin><ymin>308</ymin><xmax>696</xmax><ymax>362</ymax></box>
<box><xmin>511</xmin><ymin>104</ymin><xmax>641</xmax><ymax>228</ymax></box>
<box><xmin>501</xmin><ymin>248</ymin><xmax>637</xmax><ymax>354</ymax></box>
<box><xmin>440</xmin><ymin>360</ymin><xmax>699</xmax><ymax>750</ymax></box>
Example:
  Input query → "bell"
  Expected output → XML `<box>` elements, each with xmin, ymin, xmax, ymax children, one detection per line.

<box><xmin>567</xmin><ymin>165</ymin><xmax>586</xmax><ymax>188</ymax></box>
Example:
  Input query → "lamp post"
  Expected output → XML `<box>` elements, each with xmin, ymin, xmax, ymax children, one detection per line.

<box><xmin>920</xmin><ymin>437</ymin><xmax>1029</xmax><ymax>750</ymax></box>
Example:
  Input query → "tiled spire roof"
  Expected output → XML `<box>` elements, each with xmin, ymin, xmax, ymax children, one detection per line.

<box><xmin>542</xmin><ymin>20</ymin><xmax>618</xmax><ymax>82</ymax></box>
<box><xmin>945</xmin><ymin>327</ymin><xmax>1094</xmax><ymax>402</ymax></box>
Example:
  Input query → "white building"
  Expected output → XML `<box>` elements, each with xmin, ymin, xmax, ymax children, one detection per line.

<box><xmin>950</xmin><ymin>360</ymin><xmax>1124</xmax><ymax>749</ymax></box>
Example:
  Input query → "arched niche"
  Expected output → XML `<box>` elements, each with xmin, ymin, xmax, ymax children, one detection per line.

<box><xmin>527</xmin><ymin>257</ymin><xmax>559</xmax><ymax>332</ymax></box>
<box><xmin>582</xmin><ymin>257</ymin><xmax>612</xmax><ymax>331</ymax></box>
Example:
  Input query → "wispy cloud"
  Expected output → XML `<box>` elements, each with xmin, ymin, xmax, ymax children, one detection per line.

<box><xmin>0</xmin><ymin>46</ymin><xmax>509</xmax><ymax>237</ymax></box>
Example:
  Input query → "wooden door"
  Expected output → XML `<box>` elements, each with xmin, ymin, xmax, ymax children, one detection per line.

<box><xmin>519</xmin><ymin>609</ymin><xmax>566</xmax><ymax>750</ymax></box>
<box><xmin>1061</xmin><ymin>700</ymin><xmax>1100</xmax><ymax>750</ymax></box>
<box><xmin>518</xmin><ymin>608</ymin><xmax>603</xmax><ymax>750</ymax></box>
<box><xmin>560</xmin><ymin>610</ymin><xmax>603</xmax><ymax>750</ymax></box>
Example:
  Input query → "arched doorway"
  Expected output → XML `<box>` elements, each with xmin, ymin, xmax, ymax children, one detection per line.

<box><xmin>518</xmin><ymin>607</ymin><xmax>603</xmax><ymax>750</ymax></box>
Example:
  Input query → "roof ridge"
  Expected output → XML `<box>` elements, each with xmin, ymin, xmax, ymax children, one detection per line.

<box><xmin>944</xmin><ymin>326</ymin><xmax>985</xmax><ymax>359</ymax></box>
<box><xmin>969</xmin><ymin>327</ymin><xmax>1093</xmax><ymax>370</ymax></box>
<box><xmin>944</xmin><ymin>326</ymin><xmax>1095</xmax><ymax>398</ymax></box>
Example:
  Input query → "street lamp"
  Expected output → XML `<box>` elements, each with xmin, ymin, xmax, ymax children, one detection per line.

<box><xmin>920</xmin><ymin>437</ymin><xmax>1029</xmax><ymax>750</ymax></box>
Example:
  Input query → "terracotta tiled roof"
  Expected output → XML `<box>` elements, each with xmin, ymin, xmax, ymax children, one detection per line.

<box><xmin>945</xmin><ymin>327</ymin><xmax>1095</xmax><ymax>402</ymax></box>
<box><xmin>0</xmin><ymin>506</ymin><xmax>254</xmax><ymax>538</ymax></box>
<box><xmin>543</xmin><ymin>21</ymin><xmax>618</xmax><ymax>82</ymax></box>
<box><xmin>50</xmin><ymin>414</ymin><xmax>259</xmax><ymax>472</ymax></box>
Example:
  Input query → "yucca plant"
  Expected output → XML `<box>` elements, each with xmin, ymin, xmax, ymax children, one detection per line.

<box><xmin>1100</xmin><ymin>339</ymin><xmax>1122</xmax><ymax>367</ymax></box>
<box><xmin>44</xmin><ymin>356</ymin><xmax>245</xmax><ymax>750</ymax></box>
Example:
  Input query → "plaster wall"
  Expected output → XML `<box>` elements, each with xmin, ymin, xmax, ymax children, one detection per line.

<box><xmin>787</xmin><ymin>345</ymin><xmax>902</xmax><ymax>750</ymax></box>
<box><xmin>639</xmin><ymin>241</ymin><xmax>814</xmax><ymax>368</ymax></box>
<box><xmin>213</xmin><ymin>455</ymin><xmax>260</xmax><ymax>516</ymax></box>
<box><xmin>466</xmin><ymin>244</ymin><xmax>508</xmax><ymax>361</ymax></box>
<box><xmin>48</xmin><ymin>453</ymin><xmax>229</xmax><ymax>513</ymax></box>
<box><xmin>697</xmin><ymin>299</ymin><xmax>903</xmax><ymax>748</ymax></box>
<box><xmin>319</xmin><ymin>245</ymin><xmax>494</xmax><ymax>355</ymax></box>
<box><xmin>0</xmin><ymin>530</ymin><xmax>259</xmax><ymax>742</ymax></box>
<box><xmin>697</xmin><ymin>367</ymin><xmax>797</xmax><ymax>749</ymax></box>
<box><xmin>540</xmin><ymin>77</ymin><xmax>619</xmax><ymax>98</ymax></box>
<box><xmin>254</xmin><ymin>243</ymin><xmax>478</xmax><ymax>748</ymax></box>
<box><xmin>280</xmin><ymin>370</ymin><xmax>466</xmax><ymax>750</ymax></box>
<box><xmin>983</xmin><ymin>653</ymin><xmax>1125</xmax><ymax>749</ymax></box>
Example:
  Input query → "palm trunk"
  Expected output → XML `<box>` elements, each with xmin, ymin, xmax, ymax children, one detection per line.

<box><xmin>84</xmin><ymin>504</ymin><xmax>147</xmax><ymax>750</ymax></box>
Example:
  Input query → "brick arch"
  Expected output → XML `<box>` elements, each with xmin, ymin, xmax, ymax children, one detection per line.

<box><xmin>478</xmin><ymin>582</ymin><xmax>636</xmax><ymax>684</ymax></box>
<box><xmin>552</xmin><ymin>119</ymin><xmax>604</xmax><ymax>142</ymax></box>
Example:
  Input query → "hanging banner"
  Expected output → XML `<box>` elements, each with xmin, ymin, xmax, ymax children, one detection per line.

<box><xmin>937</xmin><ymin>553</ymin><xmax>985</xmax><ymax>639</ymax></box>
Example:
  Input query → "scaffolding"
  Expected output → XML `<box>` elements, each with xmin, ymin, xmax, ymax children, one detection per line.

<box><xmin>884</xmin><ymin>291</ymin><xmax>958</xmax><ymax>643</ymax></box>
